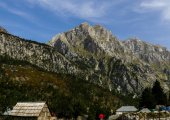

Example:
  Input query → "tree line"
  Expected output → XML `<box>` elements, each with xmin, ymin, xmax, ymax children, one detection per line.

<box><xmin>140</xmin><ymin>80</ymin><xmax>170</xmax><ymax>109</ymax></box>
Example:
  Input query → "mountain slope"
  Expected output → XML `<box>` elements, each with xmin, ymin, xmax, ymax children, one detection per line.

<box><xmin>0</xmin><ymin>23</ymin><xmax>169</xmax><ymax>94</ymax></box>
<box><xmin>123</xmin><ymin>38</ymin><xmax>170</xmax><ymax>86</ymax></box>
<box><xmin>0</xmin><ymin>32</ymin><xmax>79</xmax><ymax>74</ymax></box>
<box><xmin>0</xmin><ymin>57</ymin><xmax>124</xmax><ymax>118</ymax></box>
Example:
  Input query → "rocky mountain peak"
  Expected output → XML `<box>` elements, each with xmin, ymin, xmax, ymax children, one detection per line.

<box><xmin>0</xmin><ymin>26</ymin><xmax>8</xmax><ymax>33</ymax></box>
<box><xmin>80</xmin><ymin>22</ymin><xmax>90</xmax><ymax>28</ymax></box>
<box><xmin>49</xmin><ymin>23</ymin><xmax>114</xmax><ymax>47</ymax></box>
<box><xmin>49</xmin><ymin>23</ymin><xmax>170</xmax><ymax>65</ymax></box>
<box><xmin>48</xmin><ymin>22</ymin><xmax>126</xmax><ymax>58</ymax></box>
<box><xmin>74</xmin><ymin>22</ymin><xmax>112</xmax><ymax>40</ymax></box>
<box><xmin>76</xmin><ymin>22</ymin><xmax>95</xmax><ymax>37</ymax></box>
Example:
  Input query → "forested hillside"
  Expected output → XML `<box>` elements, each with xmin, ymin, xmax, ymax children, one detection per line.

<box><xmin>0</xmin><ymin>56</ymin><xmax>138</xmax><ymax>119</ymax></box>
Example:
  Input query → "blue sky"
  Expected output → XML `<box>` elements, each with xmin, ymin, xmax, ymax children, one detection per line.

<box><xmin>0</xmin><ymin>0</ymin><xmax>170</xmax><ymax>49</ymax></box>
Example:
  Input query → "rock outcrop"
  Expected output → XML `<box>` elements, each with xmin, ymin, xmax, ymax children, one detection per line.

<box><xmin>0</xmin><ymin>32</ymin><xmax>79</xmax><ymax>74</ymax></box>
<box><xmin>123</xmin><ymin>38</ymin><xmax>170</xmax><ymax>64</ymax></box>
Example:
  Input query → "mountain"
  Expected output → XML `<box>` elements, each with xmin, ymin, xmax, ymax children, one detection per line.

<box><xmin>48</xmin><ymin>22</ymin><xmax>170</xmax><ymax>94</ymax></box>
<box><xmin>0</xmin><ymin>23</ymin><xmax>169</xmax><ymax>118</ymax></box>
<box><xmin>0</xmin><ymin>23</ymin><xmax>170</xmax><ymax>95</ymax></box>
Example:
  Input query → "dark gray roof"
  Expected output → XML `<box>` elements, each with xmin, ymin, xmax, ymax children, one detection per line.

<box><xmin>116</xmin><ymin>106</ymin><xmax>138</xmax><ymax>112</ymax></box>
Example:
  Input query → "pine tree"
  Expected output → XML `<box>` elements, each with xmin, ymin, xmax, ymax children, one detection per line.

<box><xmin>152</xmin><ymin>80</ymin><xmax>167</xmax><ymax>105</ymax></box>
<box><xmin>139</xmin><ymin>88</ymin><xmax>156</xmax><ymax>109</ymax></box>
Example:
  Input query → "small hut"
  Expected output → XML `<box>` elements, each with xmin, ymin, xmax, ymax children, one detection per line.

<box><xmin>9</xmin><ymin>102</ymin><xmax>51</xmax><ymax>120</ymax></box>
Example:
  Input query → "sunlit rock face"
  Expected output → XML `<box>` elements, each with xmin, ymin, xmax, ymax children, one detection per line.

<box><xmin>123</xmin><ymin>38</ymin><xmax>170</xmax><ymax>64</ymax></box>
<box><xmin>0</xmin><ymin>33</ymin><xmax>79</xmax><ymax>74</ymax></box>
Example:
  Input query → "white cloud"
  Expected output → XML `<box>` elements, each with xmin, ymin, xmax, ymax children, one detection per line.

<box><xmin>26</xmin><ymin>0</ymin><xmax>123</xmax><ymax>23</ymax></box>
<box><xmin>140</xmin><ymin>1</ymin><xmax>166</xmax><ymax>9</ymax></box>
<box><xmin>139</xmin><ymin>0</ymin><xmax>170</xmax><ymax>21</ymax></box>
<box><xmin>0</xmin><ymin>2</ymin><xmax>34</xmax><ymax>20</ymax></box>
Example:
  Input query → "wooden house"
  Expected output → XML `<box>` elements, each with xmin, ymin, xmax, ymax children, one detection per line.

<box><xmin>9</xmin><ymin>102</ymin><xmax>52</xmax><ymax>120</ymax></box>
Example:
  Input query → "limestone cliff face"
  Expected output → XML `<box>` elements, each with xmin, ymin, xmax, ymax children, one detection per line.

<box><xmin>0</xmin><ymin>23</ymin><xmax>169</xmax><ymax>94</ymax></box>
<box><xmin>0</xmin><ymin>33</ymin><xmax>78</xmax><ymax>74</ymax></box>
<box><xmin>123</xmin><ymin>38</ymin><xmax>170</xmax><ymax>64</ymax></box>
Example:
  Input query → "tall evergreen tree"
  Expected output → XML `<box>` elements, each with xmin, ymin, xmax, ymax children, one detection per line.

<box><xmin>139</xmin><ymin>88</ymin><xmax>156</xmax><ymax>109</ymax></box>
<box><xmin>152</xmin><ymin>80</ymin><xmax>167</xmax><ymax>105</ymax></box>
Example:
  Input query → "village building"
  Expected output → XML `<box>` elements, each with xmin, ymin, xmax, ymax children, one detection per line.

<box><xmin>9</xmin><ymin>102</ymin><xmax>53</xmax><ymax>120</ymax></box>
<box><xmin>139</xmin><ymin>108</ymin><xmax>151</xmax><ymax>113</ymax></box>
<box><xmin>116</xmin><ymin>106</ymin><xmax>138</xmax><ymax>115</ymax></box>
